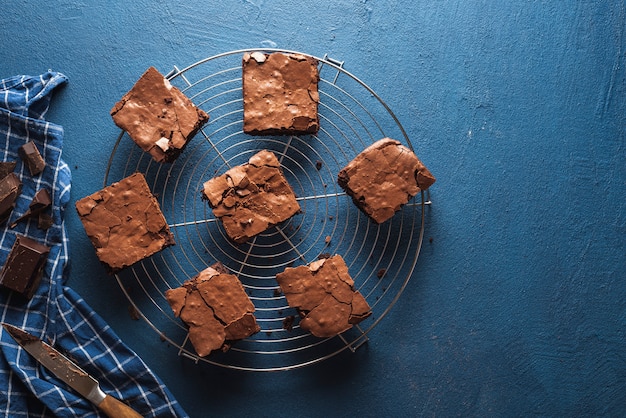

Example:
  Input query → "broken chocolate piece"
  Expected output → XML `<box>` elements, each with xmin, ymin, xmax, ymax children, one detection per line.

<box><xmin>0</xmin><ymin>235</ymin><xmax>50</xmax><ymax>300</ymax></box>
<box><xmin>0</xmin><ymin>173</ymin><xmax>22</xmax><ymax>225</ymax></box>
<box><xmin>37</xmin><ymin>213</ymin><xmax>54</xmax><ymax>230</ymax></box>
<box><xmin>18</xmin><ymin>142</ymin><xmax>45</xmax><ymax>175</ymax></box>
<box><xmin>75</xmin><ymin>172</ymin><xmax>175</xmax><ymax>273</ymax></box>
<box><xmin>165</xmin><ymin>263</ymin><xmax>260</xmax><ymax>356</ymax></box>
<box><xmin>242</xmin><ymin>52</ymin><xmax>320</xmax><ymax>135</ymax></box>
<box><xmin>10</xmin><ymin>188</ymin><xmax>51</xmax><ymax>228</ymax></box>
<box><xmin>201</xmin><ymin>150</ymin><xmax>301</xmax><ymax>244</ymax></box>
<box><xmin>338</xmin><ymin>138</ymin><xmax>436</xmax><ymax>224</ymax></box>
<box><xmin>111</xmin><ymin>67</ymin><xmax>209</xmax><ymax>163</ymax></box>
<box><xmin>0</xmin><ymin>161</ymin><xmax>17</xmax><ymax>180</ymax></box>
<box><xmin>275</xmin><ymin>255</ymin><xmax>372</xmax><ymax>338</ymax></box>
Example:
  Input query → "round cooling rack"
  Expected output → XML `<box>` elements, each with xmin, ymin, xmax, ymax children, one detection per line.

<box><xmin>105</xmin><ymin>48</ymin><xmax>431</xmax><ymax>372</ymax></box>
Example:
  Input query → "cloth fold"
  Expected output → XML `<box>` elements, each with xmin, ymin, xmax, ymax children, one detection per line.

<box><xmin>0</xmin><ymin>72</ymin><xmax>187</xmax><ymax>417</ymax></box>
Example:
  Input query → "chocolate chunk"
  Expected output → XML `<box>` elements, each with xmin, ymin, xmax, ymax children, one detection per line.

<box><xmin>338</xmin><ymin>138</ymin><xmax>436</xmax><ymax>224</ymax></box>
<box><xmin>0</xmin><ymin>173</ymin><xmax>22</xmax><ymax>225</ymax></box>
<box><xmin>10</xmin><ymin>188</ymin><xmax>51</xmax><ymax>228</ymax></box>
<box><xmin>0</xmin><ymin>161</ymin><xmax>17</xmax><ymax>180</ymax></box>
<box><xmin>165</xmin><ymin>263</ymin><xmax>260</xmax><ymax>356</ymax></box>
<box><xmin>242</xmin><ymin>52</ymin><xmax>320</xmax><ymax>135</ymax></box>
<box><xmin>201</xmin><ymin>150</ymin><xmax>301</xmax><ymax>244</ymax></box>
<box><xmin>0</xmin><ymin>235</ymin><xmax>50</xmax><ymax>300</ymax></box>
<box><xmin>37</xmin><ymin>213</ymin><xmax>54</xmax><ymax>230</ymax></box>
<box><xmin>75</xmin><ymin>172</ymin><xmax>175</xmax><ymax>274</ymax></box>
<box><xmin>275</xmin><ymin>255</ymin><xmax>372</xmax><ymax>338</ymax></box>
<box><xmin>111</xmin><ymin>67</ymin><xmax>209</xmax><ymax>163</ymax></box>
<box><xmin>18</xmin><ymin>142</ymin><xmax>45</xmax><ymax>175</ymax></box>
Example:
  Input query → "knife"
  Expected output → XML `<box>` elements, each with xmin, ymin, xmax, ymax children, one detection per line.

<box><xmin>2</xmin><ymin>323</ymin><xmax>142</xmax><ymax>418</ymax></box>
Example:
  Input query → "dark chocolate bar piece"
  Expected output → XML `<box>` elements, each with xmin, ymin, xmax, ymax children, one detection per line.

<box><xmin>18</xmin><ymin>142</ymin><xmax>45</xmax><ymax>175</ymax></box>
<box><xmin>11</xmin><ymin>188</ymin><xmax>51</xmax><ymax>228</ymax></box>
<box><xmin>0</xmin><ymin>173</ymin><xmax>23</xmax><ymax>225</ymax></box>
<box><xmin>0</xmin><ymin>235</ymin><xmax>50</xmax><ymax>300</ymax></box>
<box><xmin>0</xmin><ymin>161</ymin><xmax>17</xmax><ymax>180</ymax></box>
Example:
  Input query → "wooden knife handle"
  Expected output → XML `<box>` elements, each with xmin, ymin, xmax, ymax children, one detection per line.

<box><xmin>98</xmin><ymin>394</ymin><xmax>143</xmax><ymax>418</ymax></box>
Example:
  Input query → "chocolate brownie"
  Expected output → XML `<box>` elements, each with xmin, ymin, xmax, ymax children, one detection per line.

<box><xmin>165</xmin><ymin>263</ymin><xmax>260</xmax><ymax>357</ymax></box>
<box><xmin>201</xmin><ymin>150</ymin><xmax>301</xmax><ymax>244</ymax></box>
<box><xmin>111</xmin><ymin>67</ymin><xmax>209</xmax><ymax>163</ymax></box>
<box><xmin>275</xmin><ymin>255</ymin><xmax>372</xmax><ymax>338</ymax></box>
<box><xmin>338</xmin><ymin>138</ymin><xmax>436</xmax><ymax>224</ymax></box>
<box><xmin>75</xmin><ymin>172</ymin><xmax>174</xmax><ymax>273</ymax></box>
<box><xmin>0</xmin><ymin>235</ymin><xmax>50</xmax><ymax>300</ymax></box>
<box><xmin>242</xmin><ymin>51</ymin><xmax>319</xmax><ymax>135</ymax></box>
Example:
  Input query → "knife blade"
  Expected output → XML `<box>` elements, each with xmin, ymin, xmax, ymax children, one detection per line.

<box><xmin>2</xmin><ymin>323</ymin><xmax>142</xmax><ymax>418</ymax></box>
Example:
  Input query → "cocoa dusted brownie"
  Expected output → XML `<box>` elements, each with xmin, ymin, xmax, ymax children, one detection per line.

<box><xmin>242</xmin><ymin>51</ymin><xmax>319</xmax><ymax>135</ymax></box>
<box><xmin>165</xmin><ymin>262</ymin><xmax>260</xmax><ymax>357</ymax></box>
<box><xmin>110</xmin><ymin>67</ymin><xmax>209</xmax><ymax>163</ymax></box>
<box><xmin>338</xmin><ymin>138</ymin><xmax>436</xmax><ymax>224</ymax></box>
<box><xmin>201</xmin><ymin>150</ymin><xmax>301</xmax><ymax>244</ymax></box>
<box><xmin>275</xmin><ymin>255</ymin><xmax>372</xmax><ymax>338</ymax></box>
<box><xmin>75</xmin><ymin>172</ymin><xmax>174</xmax><ymax>273</ymax></box>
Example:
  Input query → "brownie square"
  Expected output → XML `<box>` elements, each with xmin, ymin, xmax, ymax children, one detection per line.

<box><xmin>75</xmin><ymin>172</ymin><xmax>175</xmax><ymax>273</ymax></box>
<box><xmin>275</xmin><ymin>255</ymin><xmax>372</xmax><ymax>338</ymax></box>
<box><xmin>111</xmin><ymin>67</ymin><xmax>209</xmax><ymax>163</ymax></box>
<box><xmin>165</xmin><ymin>262</ymin><xmax>260</xmax><ymax>357</ymax></box>
<box><xmin>242</xmin><ymin>52</ymin><xmax>319</xmax><ymax>135</ymax></box>
<box><xmin>338</xmin><ymin>138</ymin><xmax>436</xmax><ymax>224</ymax></box>
<box><xmin>201</xmin><ymin>150</ymin><xmax>301</xmax><ymax>244</ymax></box>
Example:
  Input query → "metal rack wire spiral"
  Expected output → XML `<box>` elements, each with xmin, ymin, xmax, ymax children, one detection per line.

<box><xmin>105</xmin><ymin>49</ymin><xmax>429</xmax><ymax>372</ymax></box>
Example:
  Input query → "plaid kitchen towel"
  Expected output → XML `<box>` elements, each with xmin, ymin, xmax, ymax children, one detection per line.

<box><xmin>0</xmin><ymin>72</ymin><xmax>188</xmax><ymax>417</ymax></box>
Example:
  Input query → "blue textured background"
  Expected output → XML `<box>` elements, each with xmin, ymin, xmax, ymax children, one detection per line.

<box><xmin>2</xmin><ymin>1</ymin><xmax>625</xmax><ymax>416</ymax></box>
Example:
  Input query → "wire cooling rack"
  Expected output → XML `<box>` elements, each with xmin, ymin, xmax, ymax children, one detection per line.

<box><xmin>105</xmin><ymin>49</ymin><xmax>431</xmax><ymax>371</ymax></box>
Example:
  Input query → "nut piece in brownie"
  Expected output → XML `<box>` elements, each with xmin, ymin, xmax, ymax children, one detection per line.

<box><xmin>75</xmin><ymin>172</ymin><xmax>175</xmax><ymax>273</ymax></box>
<box><xmin>110</xmin><ymin>67</ymin><xmax>209</xmax><ymax>163</ymax></box>
<box><xmin>202</xmin><ymin>150</ymin><xmax>301</xmax><ymax>244</ymax></box>
<box><xmin>338</xmin><ymin>138</ymin><xmax>436</xmax><ymax>224</ymax></box>
<box><xmin>275</xmin><ymin>255</ymin><xmax>372</xmax><ymax>338</ymax></box>
<box><xmin>165</xmin><ymin>262</ymin><xmax>260</xmax><ymax>357</ymax></box>
<box><xmin>242</xmin><ymin>51</ymin><xmax>320</xmax><ymax>135</ymax></box>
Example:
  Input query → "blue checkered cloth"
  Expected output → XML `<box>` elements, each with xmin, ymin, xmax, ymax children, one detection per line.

<box><xmin>0</xmin><ymin>72</ymin><xmax>188</xmax><ymax>417</ymax></box>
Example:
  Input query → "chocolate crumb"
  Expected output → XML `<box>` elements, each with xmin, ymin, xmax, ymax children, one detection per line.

<box><xmin>315</xmin><ymin>160</ymin><xmax>322</xmax><ymax>170</ymax></box>
<box><xmin>377</xmin><ymin>269</ymin><xmax>386</xmax><ymax>279</ymax></box>
<box><xmin>128</xmin><ymin>305</ymin><xmax>140</xmax><ymax>320</ymax></box>
<box><xmin>282</xmin><ymin>315</ymin><xmax>295</xmax><ymax>331</ymax></box>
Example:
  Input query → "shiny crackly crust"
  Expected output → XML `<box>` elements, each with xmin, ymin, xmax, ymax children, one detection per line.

<box><xmin>75</xmin><ymin>172</ymin><xmax>174</xmax><ymax>273</ymax></box>
<box><xmin>242</xmin><ymin>52</ymin><xmax>319</xmax><ymax>135</ymax></box>
<box><xmin>275</xmin><ymin>255</ymin><xmax>372</xmax><ymax>338</ymax></box>
<box><xmin>338</xmin><ymin>138</ymin><xmax>435</xmax><ymax>224</ymax></box>
<box><xmin>110</xmin><ymin>67</ymin><xmax>209</xmax><ymax>163</ymax></box>
<box><xmin>165</xmin><ymin>263</ymin><xmax>260</xmax><ymax>356</ymax></box>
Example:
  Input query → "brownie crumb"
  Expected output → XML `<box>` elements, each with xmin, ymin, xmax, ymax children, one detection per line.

<box><xmin>282</xmin><ymin>315</ymin><xmax>295</xmax><ymax>331</ymax></box>
<box><xmin>377</xmin><ymin>269</ymin><xmax>386</xmax><ymax>279</ymax></box>
<box><xmin>128</xmin><ymin>305</ymin><xmax>140</xmax><ymax>320</ymax></box>
<box><xmin>315</xmin><ymin>160</ymin><xmax>323</xmax><ymax>170</ymax></box>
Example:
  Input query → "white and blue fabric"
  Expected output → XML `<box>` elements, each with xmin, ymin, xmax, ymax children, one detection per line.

<box><xmin>0</xmin><ymin>72</ymin><xmax>187</xmax><ymax>417</ymax></box>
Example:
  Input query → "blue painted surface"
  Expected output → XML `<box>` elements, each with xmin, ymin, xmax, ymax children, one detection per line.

<box><xmin>2</xmin><ymin>1</ymin><xmax>625</xmax><ymax>416</ymax></box>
